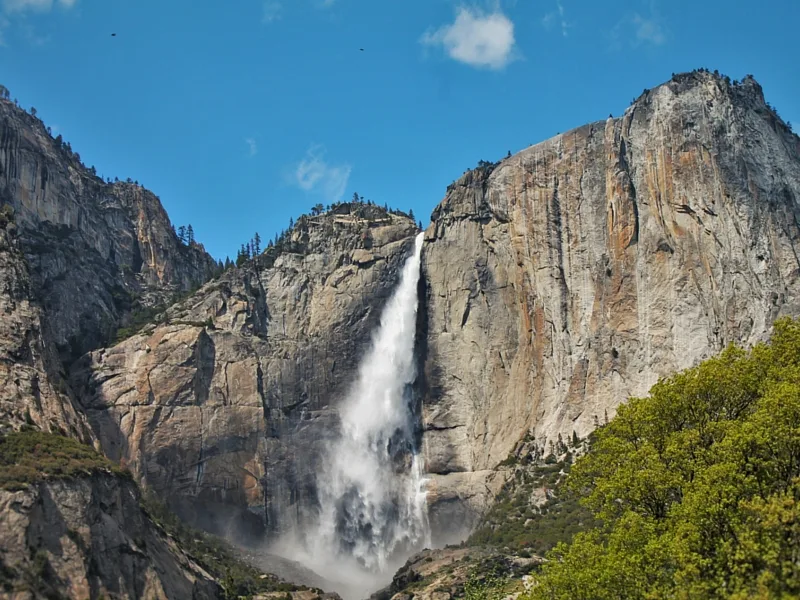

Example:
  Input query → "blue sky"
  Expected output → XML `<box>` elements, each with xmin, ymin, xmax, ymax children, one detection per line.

<box><xmin>0</xmin><ymin>0</ymin><xmax>797</xmax><ymax>260</ymax></box>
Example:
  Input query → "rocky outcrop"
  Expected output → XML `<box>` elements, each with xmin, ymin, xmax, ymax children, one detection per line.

<box><xmin>0</xmin><ymin>98</ymin><xmax>217</xmax><ymax>362</ymax></box>
<box><xmin>0</xmin><ymin>207</ymin><xmax>91</xmax><ymax>440</ymax></box>
<box><xmin>70</xmin><ymin>207</ymin><xmax>419</xmax><ymax>538</ymax></box>
<box><xmin>0</xmin><ymin>473</ymin><xmax>221</xmax><ymax>599</ymax></box>
<box><xmin>419</xmin><ymin>71</ymin><xmax>800</xmax><ymax>540</ymax></box>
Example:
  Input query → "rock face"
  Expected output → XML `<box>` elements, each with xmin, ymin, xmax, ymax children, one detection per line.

<box><xmin>6</xmin><ymin>68</ymin><xmax>800</xmax><ymax>588</ymax></box>
<box><xmin>0</xmin><ymin>473</ymin><xmax>221</xmax><ymax>599</ymax></box>
<box><xmin>70</xmin><ymin>207</ymin><xmax>419</xmax><ymax>538</ymax></box>
<box><xmin>0</xmin><ymin>98</ymin><xmax>217</xmax><ymax>362</ymax></box>
<box><xmin>0</xmin><ymin>208</ymin><xmax>91</xmax><ymax>440</ymax></box>
<box><xmin>419</xmin><ymin>71</ymin><xmax>800</xmax><ymax>540</ymax></box>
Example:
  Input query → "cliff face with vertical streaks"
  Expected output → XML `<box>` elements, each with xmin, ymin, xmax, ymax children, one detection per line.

<box><xmin>0</xmin><ymin>98</ymin><xmax>217</xmax><ymax>362</ymax></box>
<box><xmin>69</xmin><ymin>207</ymin><xmax>419</xmax><ymax>540</ymax></box>
<box><xmin>4</xmin><ymin>70</ymin><xmax>800</xmax><ymax>592</ymax></box>
<box><xmin>418</xmin><ymin>71</ymin><xmax>800</xmax><ymax>541</ymax></box>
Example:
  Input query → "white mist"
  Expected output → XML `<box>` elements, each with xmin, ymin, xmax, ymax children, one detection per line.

<box><xmin>282</xmin><ymin>232</ymin><xmax>429</xmax><ymax>599</ymax></box>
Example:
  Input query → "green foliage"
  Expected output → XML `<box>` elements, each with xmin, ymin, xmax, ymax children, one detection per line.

<box><xmin>114</xmin><ymin>304</ymin><xmax>167</xmax><ymax>343</ymax></box>
<box><xmin>524</xmin><ymin>318</ymin><xmax>800</xmax><ymax>600</ymax></box>
<box><xmin>469</xmin><ymin>454</ymin><xmax>597</xmax><ymax>556</ymax></box>
<box><xmin>0</xmin><ymin>430</ymin><xmax>127</xmax><ymax>490</ymax></box>
<box><xmin>140</xmin><ymin>491</ymin><xmax>307</xmax><ymax>599</ymax></box>
<box><xmin>463</xmin><ymin>562</ymin><xmax>510</xmax><ymax>600</ymax></box>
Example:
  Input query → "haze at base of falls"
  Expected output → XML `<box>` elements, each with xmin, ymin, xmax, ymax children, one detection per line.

<box><xmin>276</xmin><ymin>232</ymin><xmax>429</xmax><ymax>599</ymax></box>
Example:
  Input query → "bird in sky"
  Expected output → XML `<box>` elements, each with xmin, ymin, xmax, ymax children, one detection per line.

<box><xmin>359</xmin><ymin>48</ymin><xmax>364</xmax><ymax>51</ymax></box>
<box><xmin>111</xmin><ymin>33</ymin><xmax>117</xmax><ymax>37</ymax></box>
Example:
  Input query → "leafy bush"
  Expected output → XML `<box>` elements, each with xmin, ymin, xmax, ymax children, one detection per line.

<box><xmin>114</xmin><ymin>304</ymin><xmax>166</xmax><ymax>343</ymax></box>
<box><xmin>469</xmin><ymin>453</ymin><xmax>597</xmax><ymax>556</ymax></box>
<box><xmin>0</xmin><ymin>430</ymin><xmax>127</xmax><ymax>490</ymax></box>
<box><xmin>523</xmin><ymin>317</ymin><xmax>800</xmax><ymax>599</ymax></box>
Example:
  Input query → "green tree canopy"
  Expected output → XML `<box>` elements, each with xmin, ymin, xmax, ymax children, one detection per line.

<box><xmin>525</xmin><ymin>318</ymin><xmax>800</xmax><ymax>600</ymax></box>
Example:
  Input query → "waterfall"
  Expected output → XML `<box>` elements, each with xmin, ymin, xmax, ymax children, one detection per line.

<box><xmin>291</xmin><ymin>232</ymin><xmax>429</xmax><ymax>595</ymax></box>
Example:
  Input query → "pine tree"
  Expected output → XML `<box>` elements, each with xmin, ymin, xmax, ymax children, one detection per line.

<box><xmin>186</xmin><ymin>225</ymin><xmax>195</xmax><ymax>244</ymax></box>
<box><xmin>253</xmin><ymin>232</ymin><xmax>261</xmax><ymax>255</ymax></box>
<box><xmin>352</xmin><ymin>192</ymin><xmax>359</xmax><ymax>204</ymax></box>
<box><xmin>30</xmin><ymin>107</ymin><xmax>37</xmax><ymax>117</ymax></box>
<box><xmin>288</xmin><ymin>217</ymin><xmax>294</xmax><ymax>229</ymax></box>
<box><xmin>177</xmin><ymin>226</ymin><xmax>187</xmax><ymax>243</ymax></box>
<box><xmin>409</xmin><ymin>208</ymin><xmax>415</xmax><ymax>220</ymax></box>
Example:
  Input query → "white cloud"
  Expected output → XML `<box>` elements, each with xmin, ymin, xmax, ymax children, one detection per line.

<box><xmin>294</xmin><ymin>144</ymin><xmax>351</xmax><ymax>202</ymax></box>
<box><xmin>245</xmin><ymin>138</ymin><xmax>258</xmax><ymax>157</ymax></box>
<box><xmin>632</xmin><ymin>13</ymin><xmax>665</xmax><ymax>45</ymax></box>
<box><xmin>420</xmin><ymin>7</ymin><xmax>516</xmax><ymax>70</ymax></box>
<box><xmin>262</xmin><ymin>1</ymin><xmax>281</xmax><ymax>23</ymax></box>
<box><xmin>2</xmin><ymin>0</ymin><xmax>75</xmax><ymax>13</ymax></box>
<box><xmin>542</xmin><ymin>0</ymin><xmax>569</xmax><ymax>37</ymax></box>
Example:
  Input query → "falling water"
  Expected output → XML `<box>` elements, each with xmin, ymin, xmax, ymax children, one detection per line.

<box><xmin>288</xmin><ymin>232</ymin><xmax>429</xmax><ymax>596</ymax></box>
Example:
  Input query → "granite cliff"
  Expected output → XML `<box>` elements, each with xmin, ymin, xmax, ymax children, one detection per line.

<box><xmin>61</xmin><ymin>71</ymin><xmax>800</xmax><ymax>555</ymax></box>
<box><xmin>70</xmin><ymin>205</ymin><xmax>420</xmax><ymax>541</ymax></box>
<box><xmin>0</xmin><ymin>471</ymin><xmax>222</xmax><ymax>599</ymax></box>
<box><xmin>0</xmin><ymin>206</ymin><xmax>95</xmax><ymax>448</ymax></box>
<box><xmin>0</xmin><ymin>98</ymin><xmax>217</xmax><ymax>363</ymax></box>
<box><xmin>419</xmin><ymin>70</ymin><xmax>800</xmax><ymax>540</ymax></box>
<box><xmin>1</xmin><ymin>69</ymin><xmax>799</xmax><ymax>598</ymax></box>
<box><xmin>0</xmin><ymin>94</ymin><xmax>324</xmax><ymax>598</ymax></box>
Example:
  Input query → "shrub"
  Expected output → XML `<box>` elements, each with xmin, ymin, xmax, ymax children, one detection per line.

<box><xmin>0</xmin><ymin>430</ymin><xmax>127</xmax><ymax>490</ymax></box>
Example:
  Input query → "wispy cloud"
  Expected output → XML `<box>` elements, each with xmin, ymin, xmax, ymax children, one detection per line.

<box><xmin>420</xmin><ymin>7</ymin><xmax>516</xmax><ymax>70</ymax></box>
<box><xmin>262</xmin><ymin>0</ymin><xmax>281</xmax><ymax>23</ymax></box>
<box><xmin>1</xmin><ymin>0</ymin><xmax>75</xmax><ymax>46</ymax></box>
<box><xmin>542</xmin><ymin>0</ymin><xmax>570</xmax><ymax>37</ymax></box>
<box><xmin>245</xmin><ymin>138</ymin><xmax>258</xmax><ymax>157</ymax></box>
<box><xmin>632</xmin><ymin>13</ymin><xmax>665</xmax><ymax>45</ymax></box>
<box><xmin>294</xmin><ymin>144</ymin><xmax>351</xmax><ymax>202</ymax></box>
<box><xmin>609</xmin><ymin>3</ymin><xmax>667</xmax><ymax>50</ymax></box>
<box><xmin>2</xmin><ymin>0</ymin><xmax>75</xmax><ymax>13</ymax></box>
<box><xmin>22</xmin><ymin>22</ymin><xmax>49</xmax><ymax>44</ymax></box>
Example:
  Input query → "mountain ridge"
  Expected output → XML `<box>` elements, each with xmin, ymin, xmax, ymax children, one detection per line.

<box><xmin>1</xmin><ymin>68</ymin><xmax>799</xmax><ymax>598</ymax></box>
